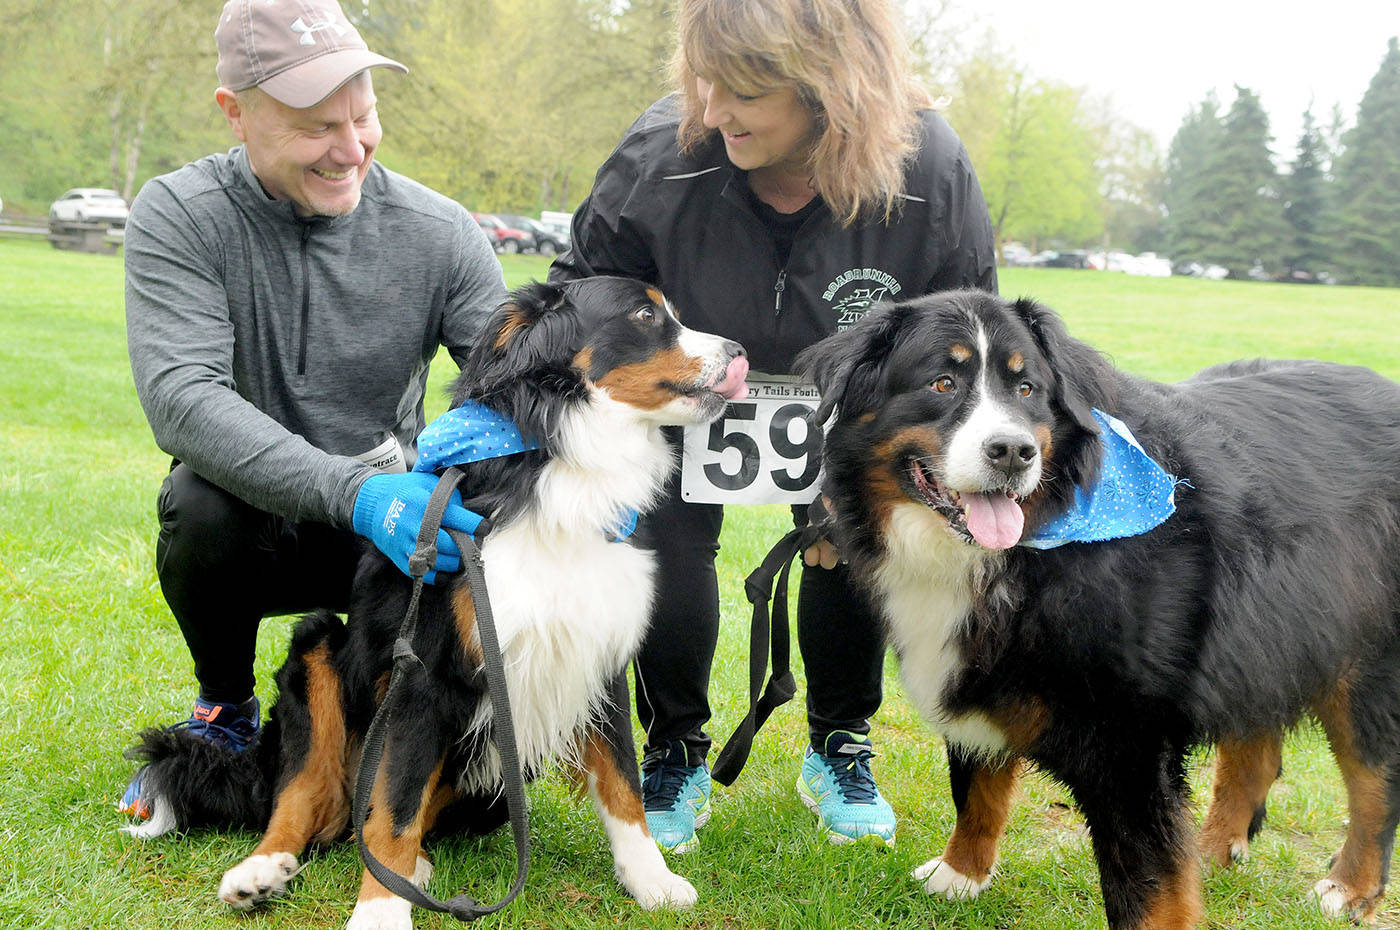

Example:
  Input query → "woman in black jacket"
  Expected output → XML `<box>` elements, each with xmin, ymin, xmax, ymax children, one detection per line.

<box><xmin>550</xmin><ymin>0</ymin><xmax>997</xmax><ymax>852</ymax></box>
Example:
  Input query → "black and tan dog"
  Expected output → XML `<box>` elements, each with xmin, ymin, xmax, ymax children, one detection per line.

<box><xmin>798</xmin><ymin>289</ymin><xmax>1400</xmax><ymax>929</ymax></box>
<box><xmin>125</xmin><ymin>277</ymin><xmax>749</xmax><ymax>928</ymax></box>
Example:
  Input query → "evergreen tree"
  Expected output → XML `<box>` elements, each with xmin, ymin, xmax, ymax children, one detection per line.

<box><xmin>1330</xmin><ymin>37</ymin><xmax>1400</xmax><ymax>286</ymax></box>
<box><xmin>1162</xmin><ymin>94</ymin><xmax>1225</xmax><ymax>265</ymax></box>
<box><xmin>1204</xmin><ymin>86</ymin><xmax>1287</xmax><ymax>278</ymax></box>
<box><xmin>1281</xmin><ymin>107</ymin><xmax>1331</xmax><ymax>278</ymax></box>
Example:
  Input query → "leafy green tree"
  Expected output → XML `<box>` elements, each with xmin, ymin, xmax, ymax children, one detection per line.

<box><xmin>1207</xmin><ymin>86</ymin><xmax>1287</xmax><ymax>277</ymax></box>
<box><xmin>1330</xmin><ymin>37</ymin><xmax>1400</xmax><ymax>286</ymax></box>
<box><xmin>1162</xmin><ymin>93</ymin><xmax>1224</xmax><ymax>265</ymax></box>
<box><xmin>0</xmin><ymin>0</ymin><xmax>227</xmax><ymax>210</ymax></box>
<box><xmin>1090</xmin><ymin>107</ymin><xmax>1165</xmax><ymax>254</ymax></box>
<box><xmin>1281</xmin><ymin>106</ymin><xmax>1331</xmax><ymax>277</ymax></box>
<box><xmin>363</xmin><ymin>0</ymin><xmax>672</xmax><ymax>214</ymax></box>
<box><xmin>944</xmin><ymin>48</ymin><xmax>1103</xmax><ymax>252</ymax></box>
<box><xmin>1163</xmin><ymin>88</ymin><xmax>1287</xmax><ymax>277</ymax></box>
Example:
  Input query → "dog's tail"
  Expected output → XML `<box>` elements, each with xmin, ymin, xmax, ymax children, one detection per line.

<box><xmin>120</xmin><ymin>610</ymin><xmax>351</xmax><ymax>839</ymax></box>
<box><xmin>120</xmin><ymin>714</ymin><xmax>277</xmax><ymax>839</ymax></box>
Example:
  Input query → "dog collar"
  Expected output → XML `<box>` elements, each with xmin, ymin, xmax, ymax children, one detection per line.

<box><xmin>1020</xmin><ymin>409</ymin><xmax>1179</xmax><ymax>549</ymax></box>
<box><xmin>412</xmin><ymin>401</ymin><xmax>637</xmax><ymax>542</ymax></box>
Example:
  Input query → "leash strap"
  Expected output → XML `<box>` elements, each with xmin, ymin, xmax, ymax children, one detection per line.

<box><xmin>711</xmin><ymin>510</ymin><xmax>830</xmax><ymax>786</ymax></box>
<box><xmin>353</xmin><ymin>466</ymin><xmax>529</xmax><ymax>921</ymax></box>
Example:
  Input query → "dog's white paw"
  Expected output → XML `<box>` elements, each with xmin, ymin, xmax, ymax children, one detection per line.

<box><xmin>1310</xmin><ymin>878</ymin><xmax>1367</xmax><ymax>919</ymax></box>
<box><xmin>617</xmin><ymin>861</ymin><xmax>698</xmax><ymax>910</ymax></box>
<box><xmin>345</xmin><ymin>896</ymin><xmax>413</xmax><ymax>930</ymax></box>
<box><xmin>412</xmin><ymin>856</ymin><xmax>433</xmax><ymax>889</ymax></box>
<box><xmin>913</xmin><ymin>856</ymin><xmax>993</xmax><ymax>900</ymax></box>
<box><xmin>218</xmin><ymin>852</ymin><xmax>300</xmax><ymax>909</ymax></box>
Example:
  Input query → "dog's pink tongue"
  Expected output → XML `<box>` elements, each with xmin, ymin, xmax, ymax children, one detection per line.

<box><xmin>962</xmin><ymin>492</ymin><xmax>1025</xmax><ymax>550</ymax></box>
<box><xmin>716</xmin><ymin>355</ymin><xmax>750</xmax><ymax>400</ymax></box>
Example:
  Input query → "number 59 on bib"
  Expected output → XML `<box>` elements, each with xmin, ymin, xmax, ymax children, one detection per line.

<box><xmin>679</xmin><ymin>378</ymin><xmax>825</xmax><ymax>505</ymax></box>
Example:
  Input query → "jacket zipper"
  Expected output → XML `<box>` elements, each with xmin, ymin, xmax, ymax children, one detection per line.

<box><xmin>297</xmin><ymin>223</ymin><xmax>311</xmax><ymax>376</ymax></box>
<box><xmin>773</xmin><ymin>269</ymin><xmax>787</xmax><ymax>316</ymax></box>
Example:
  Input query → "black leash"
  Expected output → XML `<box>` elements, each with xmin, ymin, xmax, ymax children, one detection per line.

<box><xmin>711</xmin><ymin>502</ymin><xmax>833</xmax><ymax>786</ymax></box>
<box><xmin>352</xmin><ymin>465</ymin><xmax>530</xmax><ymax>920</ymax></box>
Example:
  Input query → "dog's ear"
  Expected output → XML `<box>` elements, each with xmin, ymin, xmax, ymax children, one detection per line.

<box><xmin>1009</xmin><ymin>297</ymin><xmax>1106</xmax><ymax>435</ymax></box>
<box><xmin>454</xmin><ymin>281</ymin><xmax>587</xmax><ymax>438</ymax></box>
<box><xmin>797</xmin><ymin>303</ymin><xmax>906</xmax><ymax>426</ymax></box>
<box><xmin>483</xmin><ymin>282</ymin><xmax>583</xmax><ymax>376</ymax></box>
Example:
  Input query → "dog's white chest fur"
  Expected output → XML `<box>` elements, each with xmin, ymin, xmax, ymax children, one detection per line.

<box><xmin>454</xmin><ymin>400</ymin><xmax>671</xmax><ymax>791</ymax></box>
<box><xmin>479</xmin><ymin>525</ymin><xmax>654</xmax><ymax>768</ymax></box>
<box><xmin>875</xmin><ymin>503</ymin><xmax>1008</xmax><ymax>756</ymax></box>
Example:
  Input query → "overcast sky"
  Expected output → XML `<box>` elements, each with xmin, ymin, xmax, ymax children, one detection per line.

<box><xmin>946</xmin><ymin>1</ymin><xmax>1399</xmax><ymax>157</ymax></box>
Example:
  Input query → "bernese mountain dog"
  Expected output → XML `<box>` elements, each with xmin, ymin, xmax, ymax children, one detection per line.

<box><xmin>797</xmin><ymin>289</ymin><xmax>1400</xmax><ymax>930</ymax></box>
<box><xmin>123</xmin><ymin>277</ymin><xmax>749</xmax><ymax>927</ymax></box>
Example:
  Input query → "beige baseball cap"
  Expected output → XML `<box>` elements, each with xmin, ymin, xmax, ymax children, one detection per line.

<box><xmin>215</xmin><ymin>0</ymin><xmax>407</xmax><ymax>108</ymax></box>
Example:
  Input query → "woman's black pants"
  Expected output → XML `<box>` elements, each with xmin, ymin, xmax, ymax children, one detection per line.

<box><xmin>633</xmin><ymin>470</ymin><xmax>886</xmax><ymax>765</ymax></box>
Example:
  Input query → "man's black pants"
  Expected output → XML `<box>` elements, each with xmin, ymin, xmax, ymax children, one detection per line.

<box><xmin>155</xmin><ymin>463</ymin><xmax>361</xmax><ymax>704</ymax></box>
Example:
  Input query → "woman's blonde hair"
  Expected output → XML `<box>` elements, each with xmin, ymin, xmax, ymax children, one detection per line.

<box><xmin>672</xmin><ymin>0</ymin><xmax>932</xmax><ymax>226</ymax></box>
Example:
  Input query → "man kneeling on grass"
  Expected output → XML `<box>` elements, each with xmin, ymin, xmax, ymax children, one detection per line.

<box><xmin>118</xmin><ymin>0</ymin><xmax>504</xmax><ymax>822</ymax></box>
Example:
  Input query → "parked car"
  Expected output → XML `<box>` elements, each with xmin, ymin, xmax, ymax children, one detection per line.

<box><xmin>999</xmin><ymin>241</ymin><xmax>1033</xmax><ymax>266</ymax></box>
<box><xmin>497</xmin><ymin>214</ymin><xmax>569</xmax><ymax>257</ymax></box>
<box><xmin>49</xmin><ymin>188</ymin><xmax>130</xmax><ymax>227</ymax></box>
<box><xmin>1173</xmin><ymin>261</ymin><xmax>1229</xmax><ymax>280</ymax></box>
<box><xmin>471</xmin><ymin>212</ymin><xmax>535</xmax><ymax>254</ymax></box>
<box><xmin>1028</xmin><ymin>249</ymin><xmax>1091</xmax><ymax>269</ymax></box>
<box><xmin>1087</xmin><ymin>250</ymin><xmax>1173</xmax><ymax>277</ymax></box>
<box><xmin>539</xmin><ymin>211</ymin><xmax>573</xmax><ymax>239</ymax></box>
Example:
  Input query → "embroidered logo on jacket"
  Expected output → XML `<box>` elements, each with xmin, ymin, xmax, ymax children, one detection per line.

<box><xmin>822</xmin><ymin>268</ymin><xmax>903</xmax><ymax>330</ymax></box>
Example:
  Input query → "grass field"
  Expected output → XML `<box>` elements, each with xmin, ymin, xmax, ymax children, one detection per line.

<box><xmin>2</xmin><ymin>235</ymin><xmax>1398</xmax><ymax>929</ymax></box>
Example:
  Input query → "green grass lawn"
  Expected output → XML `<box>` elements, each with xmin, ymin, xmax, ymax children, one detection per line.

<box><xmin>2</xmin><ymin>236</ymin><xmax>1398</xmax><ymax>928</ymax></box>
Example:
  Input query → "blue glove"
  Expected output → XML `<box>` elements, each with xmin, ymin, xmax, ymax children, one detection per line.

<box><xmin>352</xmin><ymin>472</ymin><xmax>484</xmax><ymax>584</ymax></box>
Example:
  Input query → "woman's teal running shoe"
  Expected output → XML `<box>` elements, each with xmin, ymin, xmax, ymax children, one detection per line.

<box><xmin>642</xmin><ymin>739</ymin><xmax>712</xmax><ymax>853</ymax></box>
<box><xmin>796</xmin><ymin>730</ymin><xmax>896</xmax><ymax>846</ymax></box>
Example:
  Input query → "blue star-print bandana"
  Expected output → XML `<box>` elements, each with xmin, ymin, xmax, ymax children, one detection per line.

<box><xmin>1020</xmin><ymin>409</ymin><xmax>1180</xmax><ymax>549</ymax></box>
<box><xmin>412</xmin><ymin>401</ymin><xmax>637</xmax><ymax>541</ymax></box>
<box><xmin>413</xmin><ymin>400</ymin><xmax>541</xmax><ymax>474</ymax></box>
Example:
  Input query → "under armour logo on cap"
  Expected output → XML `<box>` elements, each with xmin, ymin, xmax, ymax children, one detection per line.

<box><xmin>290</xmin><ymin>15</ymin><xmax>349</xmax><ymax>46</ymax></box>
<box><xmin>215</xmin><ymin>0</ymin><xmax>407</xmax><ymax>108</ymax></box>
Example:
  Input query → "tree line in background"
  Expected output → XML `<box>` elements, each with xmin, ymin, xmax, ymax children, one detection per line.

<box><xmin>1163</xmin><ymin>38</ymin><xmax>1400</xmax><ymax>287</ymax></box>
<box><xmin>0</xmin><ymin>1</ymin><xmax>1396</xmax><ymax>286</ymax></box>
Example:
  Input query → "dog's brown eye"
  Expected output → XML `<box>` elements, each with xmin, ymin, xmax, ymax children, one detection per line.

<box><xmin>1018</xmin><ymin>382</ymin><xmax>1033</xmax><ymax>397</ymax></box>
<box><xmin>633</xmin><ymin>306</ymin><xmax>656</xmax><ymax>323</ymax></box>
<box><xmin>931</xmin><ymin>376</ymin><xmax>956</xmax><ymax>393</ymax></box>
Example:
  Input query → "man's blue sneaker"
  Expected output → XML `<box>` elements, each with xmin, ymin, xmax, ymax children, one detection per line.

<box><xmin>118</xmin><ymin>696</ymin><xmax>260</xmax><ymax>820</ymax></box>
<box><xmin>641</xmin><ymin>739</ymin><xmax>711</xmax><ymax>853</ymax></box>
<box><xmin>797</xmin><ymin>730</ymin><xmax>896</xmax><ymax>846</ymax></box>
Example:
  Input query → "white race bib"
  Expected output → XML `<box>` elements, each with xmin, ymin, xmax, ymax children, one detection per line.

<box><xmin>680</xmin><ymin>375</ymin><xmax>825</xmax><ymax>505</ymax></box>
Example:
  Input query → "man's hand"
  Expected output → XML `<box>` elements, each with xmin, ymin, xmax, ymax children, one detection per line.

<box><xmin>351</xmin><ymin>472</ymin><xmax>481</xmax><ymax>584</ymax></box>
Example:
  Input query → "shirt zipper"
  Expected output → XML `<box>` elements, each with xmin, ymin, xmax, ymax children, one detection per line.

<box><xmin>773</xmin><ymin>269</ymin><xmax>787</xmax><ymax>317</ymax></box>
<box><xmin>297</xmin><ymin>222</ymin><xmax>311</xmax><ymax>376</ymax></box>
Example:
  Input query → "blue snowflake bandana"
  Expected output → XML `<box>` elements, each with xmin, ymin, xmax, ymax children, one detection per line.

<box><xmin>412</xmin><ymin>401</ymin><xmax>637</xmax><ymax>541</ymax></box>
<box><xmin>1020</xmin><ymin>409</ymin><xmax>1179</xmax><ymax>549</ymax></box>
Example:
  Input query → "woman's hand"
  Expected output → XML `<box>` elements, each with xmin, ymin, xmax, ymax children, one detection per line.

<box><xmin>802</xmin><ymin>536</ymin><xmax>841</xmax><ymax>569</ymax></box>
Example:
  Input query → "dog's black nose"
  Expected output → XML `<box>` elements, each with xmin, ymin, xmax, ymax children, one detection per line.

<box><xmin>982</xmin><ymin>435</ymin><xmax>1038</xmax><ymax>475</ymax></box>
